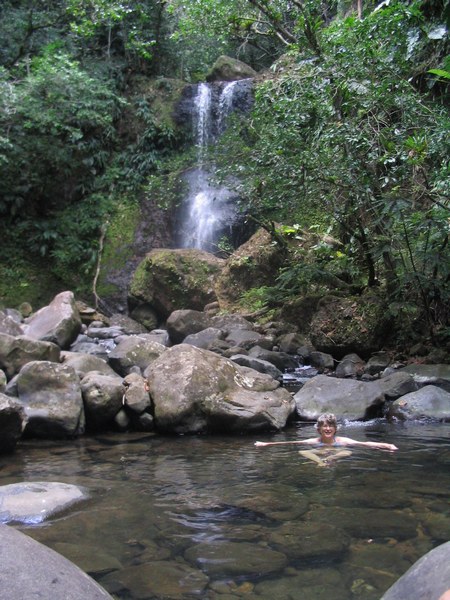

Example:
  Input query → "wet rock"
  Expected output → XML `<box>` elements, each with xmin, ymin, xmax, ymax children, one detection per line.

<box><xmin>230</xmin><ymin>354</ymin><xmax>282</xmax><ymax>380</ymax></box>
<box><xmin>255</xmin><ymin>568</ymin><xmax>348</xmax><ymax>600</ymax></box>
<box><xmin>146</xmin><ymin>344</ymin><xmax>295</xmax><ymax>434</ymax></box>
<box><xmin>206</xmin><ymin>55</ymin><xmax>257</xmax><ymax>82</ymax></box>
<box><xmin>0</xmin><ymin>481</ymin><xmax>88</xmax><ymax>524</ymax></box>
<box><xmin>183</xmin><ymin>327</ymin><xmax>226</xmax><ymax>349</ymax></box>
<box><xmin>268</xmin><ymin>520</ymin><xmax>350</xmax><ymax>562</ymax></box>
<box><xmin>294</xmin><ymin>374</ymin><xmax>386</xmax><ymax>421</ymax></box>
<box><xmin>166</xmin><ymin>309</ymin><xmax>213</xmax><ymax>344</ymax></box>
<box><xmin>388</xmin><ymin>385</ymin><xmax>450</xmax><ymax>421</ymax></box>
<box><xmin>380</xmin><ymin>541</ymin><xmax>450</xmax><ymax>600</ymax></box>
<box><xmin>101</xmin><ymin>559</ymin><xmax>209</xmax><ymax>599</ymax></box>
<box><xmin>0</xmin><ymin>524</ymin><xmax>113</xmax><ymax>599</ymax></box>
<box><xmin>248</xmin><ymin>346</ymin><xmax>299</xmax><ymax>371</ymax></box>
<box><xmin>310</xmin><ymin>350</ymin><xmax>335</xmax><ymax>371</ymax></box>
<box><xmin>365</xmin><ymin>351</ymin><xmax>392</xmax><ymax>375</ymax></box>
<box><xmin>378</xmin><ymin>371</ymin><xmax>419</xmax><ymax>400</ymax></box>
<box><xmin>184</xmin><ymin>540</ymin><xmax>287</xmax><ymax>576</ymax></box>
<box><xmin>335</xmin><ymin>353</ymin><xmax>366</xmax><ymax>378</ymax></box>
<box><xmin>400</xmin><ymin>364</ymin><xmax>450</xmax><ymax>392</ymax></box>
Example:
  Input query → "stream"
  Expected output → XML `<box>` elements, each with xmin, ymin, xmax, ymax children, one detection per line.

<box><xmin>1</xmin><ymin>420</ymin><xmax>449</xmax><ymax>600</ymax></box>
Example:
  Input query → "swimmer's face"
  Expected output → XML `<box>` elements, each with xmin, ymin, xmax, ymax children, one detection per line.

<box><xmin>318</xmin><ymin>421</ymin><xmax>336</xmax><ymax>441</ymax></box>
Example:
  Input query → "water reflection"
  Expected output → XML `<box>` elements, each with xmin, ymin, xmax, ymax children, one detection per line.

<box><xmin>1</xmin><ymin>421</ymin><xmax>449</xmax><ymax>600</ymax></box>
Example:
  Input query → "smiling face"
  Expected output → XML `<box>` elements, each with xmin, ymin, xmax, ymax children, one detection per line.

<box><xmin>316</xmin><ymin>413</ymin><xmax>338</xmax><ymax>444</ymax></box>
<box><xmin>318</xmin><ymin>421</ymin><xmax>337</xmax><ymax>444</ymax></box>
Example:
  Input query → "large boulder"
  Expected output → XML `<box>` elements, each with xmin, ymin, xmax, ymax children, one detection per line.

<box><xmin>0</xmin><ymin>393</ymin><xmax>25</xmax><ymax>453</ymax></box>
<box><xmin>387</xmin><ymin>385</ymin><xmax>450</xmax><ymax>421</ymax></box>
<box><xmin>215</xmin><ymin>228</ymin><xmax>287</xmax><ymax>310</ymax></box>
<box><xmin>294</xmin><ymin>374</ymin><xmax>386</xmax><ymax>421</ymax></box>
<box><xmin>146</xmin><ymin>344</ymin><xmax>295</xmax><ymax>434</ymax></box>
<box><xmin>308</xmin><ymin>293</ymin><xmax>391</xmax><ymax>359</ymax></box>
<box><xmin>0</xmin><ymin>312</ymin><xmax>23</xmax><ymax>336</ymax></box>
<box><xmin>24</xmin><ymin>291</ymin><xmax>82</xmax><ymax>349</ymax></box>
<box><xmin>0</xmin><ymin>524</ymin><xmax>113</xmax><ymax>599</ymax></box>
<box><xmin>0</xmin><ymin>333</ymin><xmax>60</xmax><ymax>380</ymax></box>
<box><xmin>15</xmin><ymin>361</ymin><xmax>85</xmax><ymax>438</ymax></box>
<box><xmin>380</xmin><ymin>541</ymin><xmax>450</xmax><ymax>600</ymax></box>
<box><xmin>61</xmin><ymin>352</ymin><xmax>118</xmax><ymax>379</ymax></box>
<box><xmin>205</xmin><ymin>55</ymin><xmax>257</xmax><ymax>82</ymax></box>
<box><xmin>166</xmin><ymin>309</ymin><xmax>214</xmax><ymax>344</ymax></box>
<box><xmin>129</xmin><ymin>248</ymin><xmax>224</xmax><ymax>319</ymax></box>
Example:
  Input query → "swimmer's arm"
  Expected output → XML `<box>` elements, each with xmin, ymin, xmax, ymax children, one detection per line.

<box><xmin>335</xmin><ymin>436</ymin><xmax>398</xmax><ymax>451</ymax></box>
<box><xmin>254</xmin><ymin>437</ymin><xmax>319</xmax><ymax>447</ymax></box>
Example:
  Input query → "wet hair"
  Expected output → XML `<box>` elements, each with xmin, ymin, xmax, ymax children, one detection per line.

<box><xmin>316</xmin><ymin>413</ymin><xmax>338</xmax><ymax>430</ymax></box>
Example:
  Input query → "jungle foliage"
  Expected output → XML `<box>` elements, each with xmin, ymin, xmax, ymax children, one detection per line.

<box><xmin>0</xmin><ymin>0</ymin><xmax>448</xmax><ymax>343</ymax></box>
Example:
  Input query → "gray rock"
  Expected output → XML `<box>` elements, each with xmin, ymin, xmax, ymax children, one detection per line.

<box><xmin>80</xmin><ymin>372</ymin><xmax>124</xmax><ymax>428</ymax></box>
<box><xmin>310</xmin><ymin>351</ymin><xmax>335</xmax><ymax>371</ymax></box>
<box><xmin>335</xmin><ymin>353</ymin><xmax>365</xmax><ymax>378</ymax></box>
<box><xmin>0</xmin><ymin>481</ymin><xmax>88</xmax><ymax>525</ymax></box>
<box><xmin>0</xmin><ymin>333</ymin><xmax>60</xmax><ymax>379</ymax></box>
<box><xmin>0</xmin><ymin>393</ymin><xmax>25</xmax><ymax>453</ymax></box>
<box><xmin>277</xmin><ymin>332</ymin><xmax>309</xmax><ymax>354</ymax></box>
<box><xmin>210</xmin><ymin>313</ymin><xmax>254</xmax><ymax>333</ymax></box>
<box><xmin>15</xmin><ymin>361</ymin><xmax>85</xmax><ymax>438</ymax></box>
<box><xmin>248</xmin><ymin>346</ymin><xmax>299</xmax><ymax>371</ymax></box>
<box><xmin>0</xmin><ymin>369</ymin><xmax>5</xmax><ymax>393</ymax></box>
<box><xmin>24</xmin><ymin>291</ymin><xmax>82</xmax><ymax>349</ymax></box>
<box><xmin>109</xmin><ymin>313</ymin><xmax>149</xmax><ymax>334</ymax></box>
<box><xmin>380</xmin><ymin>541</ymin><xmax>450</xmax><ymax>600</ymax></box>
<box><xmin>378</xmin><ymin>371</ymin><xmax>419</xmax><ymax>400</ymax></box>
<box><xmin>108</xmin><ymin>336</ymin><xmax>166</xmax><ymax>376</ymax></box>
<box><xmin>130</xmin><ymin>303</ymin><xmax>159</xmax><ymax>331</ymax></box>
<box><xmin>0</xmin><ymin>312</ymin><xmax>23</xmax><ymax>336</ymax></box>
<box><xmin>62</xmin><ymin>352</ymin><xmax>118</xmax><ymax>379</ymax></box>
<box><xmin>225</xmin><ymin>328</ymin><xmax>268</xmax><ymax>350</ymax></box>
<box><xmin>183</xmin><ymin>327</ymin><xmax>226</xmax><ymax>349</ymax></box>
<box><xmin>166</xmin><ymin>309</ymin><xmax>213</xmax><ymax>344</ymax></box>
<box><xmin>147</xmin><ymin>344</ymin><xmax>295</xmax><ymax>434</ymax></box>
<box><xmin>0</xmin><ymin>523</ymin><xmax>113</xmax><ymax>599</ymax></box>
<box><xmin>122</xmin><ymin>372</ymin><xmax>151</xmax><ymax>415</ymax></box>
<box><xmin>365</xmin><ymin>350</ymin><xmax>391</xmax><ymax>375</ymax></box>
<box><xmin>388</xmin><ymin>385</ymin><xmax>450</xmax><ymax>421</ymax></box>
<box><xmin>230</xmin><ymin>354</ymin><xmax>283</xmax><ymax>380</ymax></box>
<box><xmin>294</xmin><ymin>374</ymin><xmax>386</xmax><ymax>421</ymax></box>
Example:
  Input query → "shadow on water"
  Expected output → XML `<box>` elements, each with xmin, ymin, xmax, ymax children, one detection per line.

<box><xmin>1</xmin><ymin>420</ymin><xmax>449</xmax><ymax>599</ymax></box>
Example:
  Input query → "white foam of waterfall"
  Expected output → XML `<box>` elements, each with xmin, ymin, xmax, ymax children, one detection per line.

<box><xmin>179</xmin><ymin>80</ymin><xmax>246</xmax><ymax>252</ymax></box>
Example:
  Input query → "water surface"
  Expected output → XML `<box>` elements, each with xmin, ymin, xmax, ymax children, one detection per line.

<box><xmin>1</xmin><ymin>421</ymin><xmax>449</xmax><ymax>600</ymax></box>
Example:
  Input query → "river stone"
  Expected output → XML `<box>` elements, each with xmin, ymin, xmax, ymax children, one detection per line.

<box><xmin>52</xmin><ymin>542</ymin><xmax>123</xmax><ymax>576</ymax></box>
<box><xmin>388</xmin><ymin>385</ymin><xmax>450</xmax><ymax>421</ymax></box>
<box><xmin>101</xmin><ymin>560</ymin><xmax>209</xmax><ymax>599</ymax></box>
<box><xmin>210</xmin><ymin>313</ymin><xmax>254</xmax><ymax>332</ymax></box>
<box><xmin>236</xmin><ymin>483</ymin><xmax>309</xmax><ymax>520</ymax></box>
<box><xmin>0</xmin><ymin>333</ymin><xmax>61</xmax><ymax>379</ymax></box>
<box><xmin>254</xmin><ymin>567</ymin><xmax>347</xmax><ymax>600</ymax></box>
<box><xmin>24</xmin><ymin>291</ymin><xmax>82</xmax><ymax>349</ymax></box>
<box><xmin>206</xmin><ymin>55</ymin><xmax>257</xmax><ymax>82</ymax></box>
<box><xmin>0</xmin><ymin>524</ymin><xmax>113</xmax><ymax>599</ymax></box>
<box><xmin>400</xmin><ymin>364</ymin><xmax>450</xmax><ymax>392</ymax></box>
<box><xmin>183</xmin><ymin>327</ymin><xmax>226</xmax><ymax>349</ymax></box>
<box><xmin>146</xmin><ymin>344</ymin><xmax>295</xmax><ymax>434</ymax></box>
<box><xmin>310</xmin><ymin>507</ymin><xmax>417</xmax><ymax>540</ymax></box>
<box><xmin>268</xmin><ymin>520</ymin><xmax>350</xmax><ymax>562</ymax></box>
<box><xmin>380</xmin><ymin>541</ymin><xmax>450</xmax><ymax>600</ymax></box>
<box><xmin>0</xmin><ymin>482</ymin><xmax>88</xmax><ymax>524</ymax></box>
<box><xmin>230</xmin><ymin>354</ymin><xmax>282</xmax><ymax>380</ymax></box>
<box><xmin>294</xmin><ymin>374</ymin><xmax>386</xmax><ymax>421</ymax></box>
<box><xmin>378</xmin><ymin>371</ymin><xmax>419</xmax><ymax>399</ymax></box>
<box><xmin>107</xmin><ymin>336</ymin><xmax>166</xmax><ymax>376</ymax></box>
<box><xmin>0</xmin><ymin>369</ymin><xmax>5</xmax><ymax>393</ymax></box>
<box><xmin>80</xmin><ymin>372</ymin><xmax>124</xmax><ymax>428</ymax></box>
<box><xmin>62</xmin><ymin>352</ymin><xmax>118</xmax><ymax>378</ymax></box>
<box><xmin>15</xmin><ymin>360</ymin><xmax>85</xmax><ymax>438</ymax></box>
<box><xmin>122</xmin><ymin>372</ymin><xmax>151</xmax><ymax>414</ymax></box>
<box><xmin>248</xmin><ymin>346</ymin><xmax>299</xmax><ymax>371</ymax></box>
<box><xmin>184</xmin><ymin>540</ymin><xmax>287</xmax><ymax>576</ymax></box>
<box><xmin>335</xmin><ymin>353</ymin><xmax>366</xmax><ymax>378</ymax></box>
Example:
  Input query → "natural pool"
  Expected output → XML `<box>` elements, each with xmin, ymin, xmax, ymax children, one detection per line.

<box><xmin>1</xmin><ymin>420</ymin><xmax>449</xmax><ymax>600</ymax></box>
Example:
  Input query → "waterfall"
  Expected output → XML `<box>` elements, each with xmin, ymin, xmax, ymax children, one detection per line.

<box><xmin>175</xmin><ymin>79</ymin><xmax>252</xmax><ymax>253</ymax></box>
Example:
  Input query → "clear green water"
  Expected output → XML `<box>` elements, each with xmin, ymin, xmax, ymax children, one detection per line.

<box><xmin>1</xmin><ymin>421</ymin><xmax>449</xmax><ymax>600</ymax></box>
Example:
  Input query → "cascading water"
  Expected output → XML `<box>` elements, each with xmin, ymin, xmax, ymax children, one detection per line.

<box><xmin>175</xmin><ymin>79</ymin><xmax>252</xmax><ymax>253</ymax></box>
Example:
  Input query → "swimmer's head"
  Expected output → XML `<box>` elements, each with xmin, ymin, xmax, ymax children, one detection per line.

<box><xmin>316</xmin><ymin>413</ymin><xmax>338</xmax><ymax>431</ymax></box>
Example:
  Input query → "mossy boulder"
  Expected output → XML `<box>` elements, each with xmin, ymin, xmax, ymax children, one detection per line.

<box><xmin>129</xmin><ymin>248</ymin><xmax>225</xmax><ymax>319</ymax></box>
<box><xmin>206</xmin><ymin>55</ymin><xmax>257</xmax><ymax>82</ymax></box>
<box><xmin>215</xmin><ymin>228</ymin><xmax>287</xmax><ymax>311</ymax></box>
<box><xmin>309</xmin><ymin>292</ymin><xmax>392</xmax><ymax>359</ymax></box>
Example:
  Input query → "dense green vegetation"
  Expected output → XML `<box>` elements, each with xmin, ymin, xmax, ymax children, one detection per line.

<box><xmin>0</xmin><ymin>0</ymin><xmax>448</xmax><ymax>346</ymax></box>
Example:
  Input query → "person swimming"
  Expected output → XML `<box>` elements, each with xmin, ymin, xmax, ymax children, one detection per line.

<box><xmin>254</xmin><ymin>413</ymin><xmax>398</xmax><ymax>467</ymax></box>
